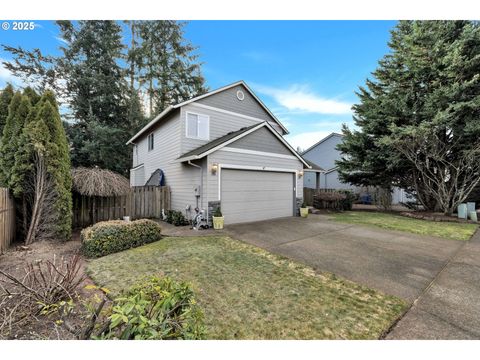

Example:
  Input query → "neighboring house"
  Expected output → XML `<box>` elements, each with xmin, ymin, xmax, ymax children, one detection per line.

<box><xmin>301</xmin><ymin>132</ymin><xmax>410</xmax><ymax>204</ymax></box>
<box><xmin>127</xmin><ymin>81</ymin><xmax>310</xmax><ymax>225</ymax></box>
<box><xmin>302</xmin><ymin>133</ymin><xmax>350</xmax><ymax>190</ymax></box>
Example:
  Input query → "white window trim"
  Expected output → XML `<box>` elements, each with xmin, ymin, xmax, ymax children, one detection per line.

<box><xmin>147</xmin><ymin>133</ymin><xmax>154</xmax><ymax>152</ymax></box>
<box><xmin>185</xmin><ymin>111</ymin><xmax>210</xmax><ymax>141</ymax></box>
<box><xmin>216</xmin><ymin>163</ymin><xmax>301</xmax><ymax>200</ymax></box>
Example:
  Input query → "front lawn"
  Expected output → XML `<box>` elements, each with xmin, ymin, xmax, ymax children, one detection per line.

<box><xmin>330</xmin><ymin>211</ymin><xmax>477</xmax><ymax>241</ymax></box>
<box><xmin>87</xmin><ymin>236</ymin><xmax>407</xmax><ymax>339</ymax></box>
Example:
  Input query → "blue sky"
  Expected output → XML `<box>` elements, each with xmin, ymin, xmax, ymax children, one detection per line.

<box><xmin>0</xmin><ymin>20</ymin><xmax>396</xmax><ymax>149</ymax></box>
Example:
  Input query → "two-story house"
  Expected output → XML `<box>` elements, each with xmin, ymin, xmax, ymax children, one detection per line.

<box><xmin>127</xmin><ymin>81</ymin><xmax>310</xmax><ymax>225</ymax></box>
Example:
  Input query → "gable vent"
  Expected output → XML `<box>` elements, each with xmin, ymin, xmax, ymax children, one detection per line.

<box><xmin>236</xmin><ymin>90</ymin><xmax>245</xmax><ymax>101</ymax></box>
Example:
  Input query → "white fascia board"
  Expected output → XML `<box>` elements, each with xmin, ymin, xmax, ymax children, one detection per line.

<box><xmin>220</xmin><ymin>147</ymin><xmax>298</xmax><ymax>160</ymax></box>
<box><xmin>126</xmin><ymin>106</ymin><xmax>174</xmax><ymax>145</ymax></box>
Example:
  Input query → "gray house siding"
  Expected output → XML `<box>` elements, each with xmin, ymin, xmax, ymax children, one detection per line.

<box><xmin>228</xmin><ymin>127</ymin><xmax>292</xmax><ymax>155</ymax></box>
<box><xmin>304</xmin><ymin>171</ymin><xmax>319</xmax><ymax>189</ymax></box>
<box><xmin>180</xmin><ymin>103</ymin><xmax>262</xmax><ymax>155</ymax></box>
<box><xmin>130</xmin><ymin>165</ymin><xmax>145</xmax><ymax>187</ymax></box>
<box><xmin>197</xmin><ymin>84</ymin><xmax>272</xmax><ymax>123</ymax></box>
<box><xmin>302</xmin><ymin>134</ymin><xmax>343</xmax><ymax>171</ymax></box>
<box><xmin>129</xmin><ymin>110</ymin><xmax>201</xmax><ymax>212</ymax></box>
<box><xmin>324</xmin><ymin>170</ymin><xmax>352</xmax><ymax>190</ymax></box>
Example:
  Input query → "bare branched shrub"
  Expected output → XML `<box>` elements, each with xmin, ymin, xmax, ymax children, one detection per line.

<box><xmin>375</xmin><ymin>187</ymin><xmax>392</xmax><ymax>211</ymax></box>
<box><xmin>71</xmin><ymin>167</ymin><xmax>130</xmax><ymax>197</ymax></box>
<box><xmin>0</xmin><ymin>254</ymin><xmax>85</xmax><ymax>336</ymax></box>
<box><xmin>393</xmin><ymin>128</ymin><xmax>480</xmax><ymax>215</ymax></box>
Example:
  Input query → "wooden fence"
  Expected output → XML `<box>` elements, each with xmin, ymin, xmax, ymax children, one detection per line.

<box><xmin>0</xmin><ymin>188</ymin><xmax>15</xmax><ymax>253</ymax></box>
<box><xmin>303</xmin><ymin>188</ymin><xmax>337</xmax><ymax>206</ymax></box>
<box><xmin>73</xmin><ymin>186</ymin><xmax>171</xmax><ymax>229</ymax></box>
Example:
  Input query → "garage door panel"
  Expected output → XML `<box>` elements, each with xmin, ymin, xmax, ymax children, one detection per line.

<box><xmin>221</xmin><ymin>169</ymin><xmax>294</xmax><ymax>224</ymax></box>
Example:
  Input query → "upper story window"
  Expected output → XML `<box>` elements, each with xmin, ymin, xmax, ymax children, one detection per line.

<box><xmin>186</xmin><ymin>112</ymin><xmax>209</xmax><ymax>140</ymax></box>
<box><xmin>148</xmin><ymin>132</ymin><xmax>154</xmax><ymax>151</ymax></box>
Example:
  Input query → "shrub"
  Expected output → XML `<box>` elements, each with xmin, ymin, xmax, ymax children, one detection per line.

<box><xmin>338</xmin><ymin>190</ymin><xmax>355</xmax><ymax>211</ymax></box>
<box><xmin>97</xmin><ymin>276</ymin><xmax>205</xmax><ymax>340</ymax></box>
<box><xmin>81</xmin><ymin>219</ymin><xmax>162</xmax><ymax>258</ymax></box>
<box><xmin>374</xmin><ymin>187</ymin><xmax>392</xmax><ymax>211</ymax></box>
<box><xmin>165</xmin><ymin>210</ymin><xmax>189</xmax><ymax>226</ymax></box>
<box><xmin>213</xmin><ymin>207</ymin><xmax>222</xmax><ymax>217</ymax></box>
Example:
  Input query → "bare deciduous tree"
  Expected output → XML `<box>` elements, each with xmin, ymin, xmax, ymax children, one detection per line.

<box><xmin>394</xmin><ymin>128</ymin><xmax>480</xmax><ymax>215</ymax></box>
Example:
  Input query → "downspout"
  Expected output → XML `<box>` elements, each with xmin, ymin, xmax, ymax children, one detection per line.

<box><xmin>187</xmin><ymin>160</ymin><xmax>203</xmax><ymax>210</ymax></box>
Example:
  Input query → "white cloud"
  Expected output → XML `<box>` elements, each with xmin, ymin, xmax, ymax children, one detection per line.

<box><xmin>286</xmin><ymin>130</ymin><xmax>333</xmax><ymax>152</ymax></box>
<box><xmin>255</xmin><ymin>84</ymin><xmax>352</xmax><ymax>115</ymax></box>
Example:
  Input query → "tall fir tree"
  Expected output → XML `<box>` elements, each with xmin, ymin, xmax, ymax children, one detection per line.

<box><xmin>17</xmin><ymin>91</ymin><xmax>72</xmax><ymax>243</ymax></box>
<box><xmin>0</xmin><ymin>83</ymin><xmax>14</xmax><ymax>135</ymax></box>
<box><xmin>2</xmin><ymin>20</ymin><xmax>207</xmax><ymax>174</ymax></box>
<box><xmin>0</xmin><ymin>92</ymin><xmax>30</xmax><ymax>188</ymax></box>
<box><xmin>337</xmin><ymin>21</ymin><xmax>480</xmax><ymax>212</ymax></box>
<box><xmin>136</xmin><ymin>21</ymin><xmax>207</xmax><ymax>116</ymax></box>
<box><xmin>56</xmin><ymin>20</ymin><xmax>133</xmax><ymax>174</ymax></box>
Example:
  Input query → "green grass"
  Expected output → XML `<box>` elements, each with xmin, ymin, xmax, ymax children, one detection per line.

<box><xmin>87</xmin><ymin>236</ymin><xmax>407</xmax><ymax>339</ymax></box>
<box><xmin>330</xmin><ymin>211</ymin><xmax>477</xmax><ymax>241</ymax></box>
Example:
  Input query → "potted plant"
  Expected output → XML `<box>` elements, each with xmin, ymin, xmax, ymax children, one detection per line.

<box><xmin>212</xmin><ymin>207</ymin><xmax>224</xmax><ymax>230</ymax></box>
<box><xmin>300</xmin><ymin>201</ymin><xmax>309</xmax><ymax>218</ymax></box>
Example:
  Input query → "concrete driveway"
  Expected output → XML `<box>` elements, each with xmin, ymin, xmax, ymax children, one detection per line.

<box><xmin>225</xmin><ymin>214</ymin><xmax>463</xmax><ymax>302</ymax></box>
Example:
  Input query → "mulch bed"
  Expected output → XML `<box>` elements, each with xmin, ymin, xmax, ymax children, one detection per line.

<box><xmin>399</xmin><ymin>211</ymin><xmax>478</xmax><ymax>223</ymax></box>
<box><xmin>0</xmin><ymin>233</ymin><xmax>103</xmax><ymax>339</ymax></box>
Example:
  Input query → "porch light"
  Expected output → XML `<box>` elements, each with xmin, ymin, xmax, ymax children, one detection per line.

<box><xmin>298</xmin><ymin>170</ymin><xmax>304</xmax><ymax>178</ymax></box>
<box><xmin>211</xmin><ymin>163</ymin><xmax>218</xmax><ymax>175</ymax></box>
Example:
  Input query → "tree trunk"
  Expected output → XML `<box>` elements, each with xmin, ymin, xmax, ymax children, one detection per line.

<box><xmin>24</xmin><ymin>154</ymin><xmax>47</xmax><ymax>245</ymax></box>
<box><xmin>130</xmin><ymin>22</ymin><xmax>135</xmax><ymax>93</ymax></box>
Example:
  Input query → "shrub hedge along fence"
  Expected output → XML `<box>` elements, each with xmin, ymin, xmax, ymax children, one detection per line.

<box><xmin>81</xmin><ymin>219</ymin><xmax>162</xmax><ymax>258</ymax></box>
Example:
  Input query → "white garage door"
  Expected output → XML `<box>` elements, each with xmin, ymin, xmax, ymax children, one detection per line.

<box><xmin>221</xmin><ymin>169</ymin><xmax>294</xmax><ymax>224</ymax></box>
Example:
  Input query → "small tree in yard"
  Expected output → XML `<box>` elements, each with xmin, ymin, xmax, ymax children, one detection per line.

<box><xmin>11</xmin><ymin>91</ymin><xmax>72</xmax><ymax>244</ymax></box>
<box><xmin>20</xmin><ymin>93</ymin><xmax>72</xmax><ymax>244</ymax></box>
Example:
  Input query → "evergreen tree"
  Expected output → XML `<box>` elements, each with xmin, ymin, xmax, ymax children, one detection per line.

<box><xmin>136</xmin><ymin>21</ymin><xmax>207</xmax><ymax>116</ymax></box>
<box><xmin>18</xmin><ymin>91</ymin><xmax>72</xmax><ymax>243</ymax></box>
<box><xmin>2</xmin><ymin>20</ymin><xmax>206</xmax><ymax>174</ymax></box>
<box><xmin>56</xmin><ymin>20</ymin><xmax>133</xmax><ymax>173</ymax></box>
<box><xmin>0</xmin><ymin>83</ymin><xmax>14</xmax><ymax>135</ymax></box>
<box><xmin>337</xmin><ymin>21</ymin><xmax>480</xmax><ymax>213</ymax></box>
<box><xmin>0</xmin><ymin>92</ymin><xmax>30</xmax><ymax>188</ymax></box>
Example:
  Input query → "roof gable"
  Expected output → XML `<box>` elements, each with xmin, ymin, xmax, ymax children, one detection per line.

<box><xmin>196</xmin><ymin>84</ymin><xmax>272</xmax><ymax>122</ymax></box>
<box><xmin>302</xmin><ymin>132</ymin><xmax>343</xmax><ymax>155</ymax></box>
<box><xmin>177</xmin><ymin>122</ymin><xmax>310</xmax><ymax>167</ymax></box>
<box><xmin>126</xmin><ymin>81</ymin><xmax>288</xmax><ymax>145</ymax></box>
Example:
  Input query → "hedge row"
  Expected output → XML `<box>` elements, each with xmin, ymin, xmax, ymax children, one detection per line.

<box><xmin>81</xmin><ymin>219</ymin><xmax>162</xmax><ymax>258</ymax></box>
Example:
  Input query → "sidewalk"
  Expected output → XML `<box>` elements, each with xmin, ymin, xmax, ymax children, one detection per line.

<box><xmin>387</xmin><ymin>229</ymin><xmax>480</xmax><ymax>339</ymax></box>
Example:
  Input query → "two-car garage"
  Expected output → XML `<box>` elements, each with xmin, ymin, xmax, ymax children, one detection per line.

<box><xmin>220</xmin><ymin>168</ymin><xmax>296</xmax><ymax>224</ymax></box>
